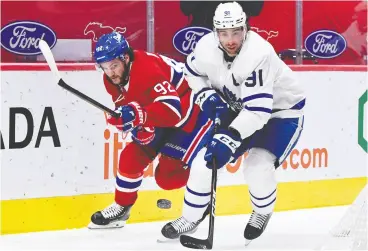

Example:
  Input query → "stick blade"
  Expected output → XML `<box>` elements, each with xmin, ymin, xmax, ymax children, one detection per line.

<box><xmin>180</xmin><ymin>235</ymin><xmax>212</xmax><ymax>249</ymax></box>
<box><xmin>38</xmin><ymin>40</ymin><xmax>61</xmax><ymax>81</ymax></box>
<box><xmin>57</xmin><ymin>78</ymin><xmax>67</xmax><ymax>88</ymax></box>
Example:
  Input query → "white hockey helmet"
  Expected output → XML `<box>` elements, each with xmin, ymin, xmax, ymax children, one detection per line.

<box><xmin>213</xmin><ymin>2</ymin><xmax>247</xmax><ymax>30</ymax></box>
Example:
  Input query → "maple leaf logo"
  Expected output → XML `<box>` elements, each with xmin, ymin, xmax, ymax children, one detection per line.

<box><xmin>222</xmin><ymin>86</ymin><xmax>243</xmax><ymax>112</ymax></box>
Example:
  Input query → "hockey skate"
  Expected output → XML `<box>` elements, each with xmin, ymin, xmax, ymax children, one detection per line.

<box><xmin>158</xmin><ymin>206</ymin><xmax>209</xmax><ymax>242</ymax></box>
<box><xmin>88</xmin><ymin>202</ymin><xmax>132</xmax><ymax>229</ymax></box>
<box><xmin>158</xmin><ymin>216</ymin><xmax>202</xmax><ymax>242</ymax></box>
<box><xmin>244</xmin><ymin>210</ymin><xmax>272</xmax><ymax>245</ymax></box>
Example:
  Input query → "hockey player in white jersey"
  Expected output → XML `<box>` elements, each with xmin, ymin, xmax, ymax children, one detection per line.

<box><xmin>160</xmin><ymin>1</ymin><xmax>305</xmax><ymax>245</ymax></box>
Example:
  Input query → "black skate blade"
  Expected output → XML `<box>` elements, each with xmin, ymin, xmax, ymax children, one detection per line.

<box><xmin>180</xmin><ymin>235</ymin><xmax>212</xmax><ymax>249</ymax></box>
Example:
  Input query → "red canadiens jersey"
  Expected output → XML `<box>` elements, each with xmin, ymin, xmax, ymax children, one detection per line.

<box><xmin>103</xmin><ymin>50</ymin><xmax>199</xmax><ymax>131</ymax></box>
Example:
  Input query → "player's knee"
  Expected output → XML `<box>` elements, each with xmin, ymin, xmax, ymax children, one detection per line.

<box><xmin>155</xmin><ymin>156</ymin><xmax>189</xmax><ymax>190</ymax></box>
<box><xmin>118</xmin><ymin>142</ymin><xmax>156</xmax><ymax>174</ymax></box>
<box><xmin>243</xmin><ymin>148</ymin><xmax>276</xmax><ymax>186</ymax></box>
<box><xmin>155</xmin><ymin>167</ymin><xmax>189</xmax><ymax>190</ymax></box>
<box><xmin>189</xmin><ymin>148</ymin><xmax>210</xmax><ymax>176</ymax></box>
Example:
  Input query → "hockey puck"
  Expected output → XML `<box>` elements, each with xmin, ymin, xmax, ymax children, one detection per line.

<box><xmin>157</xmin><ymin>199</ymin><xmax>172</xmax><ymax>209</ymax></box>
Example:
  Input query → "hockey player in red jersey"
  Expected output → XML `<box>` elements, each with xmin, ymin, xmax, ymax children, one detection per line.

<box><xmin>88</xmin><ymin>32</ymin><xmax>217</xmax><ymax>229</ymax></box>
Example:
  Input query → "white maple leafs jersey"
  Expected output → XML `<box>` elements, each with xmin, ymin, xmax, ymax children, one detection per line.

<box><xmin>185</xmin><ymin>31</ymin><xmax>305</xmax><ymax>139</ymax></box>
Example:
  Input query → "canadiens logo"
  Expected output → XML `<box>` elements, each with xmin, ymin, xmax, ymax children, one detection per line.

<box><xmin>84</xmin><ymin>22</ymin><xmax>127</xmax><ymax>42</ymax></box>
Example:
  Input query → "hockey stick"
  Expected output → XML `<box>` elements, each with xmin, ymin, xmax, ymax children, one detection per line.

<box><xmin>38</xmin><ymin>40</ymin><xmax>120</xmax><ymax>118</ymax></box>
<box><xmin>180</xmin><ymin>115</ymin><xmax>221</xmax><ymax>250</ymax></box>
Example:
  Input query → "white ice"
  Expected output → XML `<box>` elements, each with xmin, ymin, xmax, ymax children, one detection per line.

<box><xmin>0</xmin><ymin>206</ymin><xmax>350</xmax><ymax>251</ymax></box>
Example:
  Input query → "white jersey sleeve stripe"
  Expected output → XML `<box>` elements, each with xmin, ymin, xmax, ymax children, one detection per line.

<box><xmin>185</xmin><ymin>61</ymin><xmax>201</xmax><ymax>77</ymax></box>
<box><xmin>245</xmin><ymin>106</ymin><xmax>272</xmax><ymax>114</ymax></box>
<box><xmin>153</xmin><ymin>95</ymin><xmax>180</xmax><ymax>102</ymax></box>
<box><xmin>242</xmin><ymin>93</ymin><xmax>273</xmax><ymax>103</ymax></box>
<box><xmin>161</xmin><ymin>101</ymin><xmax>182</xmax><ymax>119</ymax></box>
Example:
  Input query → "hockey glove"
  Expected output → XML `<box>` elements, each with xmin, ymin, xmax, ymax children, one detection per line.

<box><xmin>107</xmin><ymin>102</ymin><xmax>147</xmax><ymax>132</ymax></box>
<box><xmin>196</xmin><ymin>88</ymin><xmax>228</xmax><ymax>120</ymax></box>
<box><xmin>204</xmin><ymin>128</ymin><xmax>242</xmax><ymax>169</ymax></box>
<box><xmin>131</xmin><ymin>126</ymin><xmax>155</xmax><ymax>145</ymax></box>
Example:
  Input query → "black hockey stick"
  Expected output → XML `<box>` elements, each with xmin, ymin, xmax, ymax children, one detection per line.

<box><xmin>39</xmin><ymin>40</ymin><xmax>120</xmax><ymax>118</ymax></box>
<box><xmin>180</xmin><ymin>115</ymin><xmax>221</xmax><ymax>250</ymax></box>
<box><xmin>57</xmin><ymin>79</ymin><xmax>120</xmax><ymax>118</ymax></box>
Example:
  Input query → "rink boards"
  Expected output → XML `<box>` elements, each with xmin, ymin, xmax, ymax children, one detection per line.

<box><xmin>1</xmin><ymin>65</ymin><xmax>367</xmax><ymax>234</ymax></box>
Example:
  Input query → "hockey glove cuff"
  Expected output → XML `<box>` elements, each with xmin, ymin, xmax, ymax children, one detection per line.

<box><xmin>107</xmin><ymin>102</ymin><xmax>147</xmax><ymax>132</ymax></box>
<box><xmin>196</xmin><ymin>88</ymin><xmax>228</xmax><ymax>120</ymax></box>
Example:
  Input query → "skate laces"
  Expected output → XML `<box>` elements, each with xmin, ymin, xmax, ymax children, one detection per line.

<box><xmin>249</xmin><ymin>212</ymin><xmax>269</xmax><ymax>229</ymax></box>
<box><xmin>171</xmin><ymin>217</ymin><xmax>197</xmax><ymax>233</ymax></box>
<box><xmin>101</xmin><ymin>202</ymin><xmax>124</xmax><ymax>219</ymax></box>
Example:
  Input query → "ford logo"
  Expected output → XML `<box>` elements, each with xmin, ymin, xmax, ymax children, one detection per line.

<box><xmin>0</xmin><ymin>21</ymin><xmax>57</xmax><ymax>55</ymax></box>
<box><xmin>173</xmin><ymin>26</ymin><xmax>212</xmax><ymax>56</ymax></box>
<box><xmin>304</xmin><ymin>30</ymin><xmax>346</xmax><ymax>59</ymax></box>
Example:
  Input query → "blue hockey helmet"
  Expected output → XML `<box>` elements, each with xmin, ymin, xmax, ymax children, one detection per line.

<box><xmin>93</xmin><ymin>32</ymin><xmax>130</xmax><ymax>64</ymax></box>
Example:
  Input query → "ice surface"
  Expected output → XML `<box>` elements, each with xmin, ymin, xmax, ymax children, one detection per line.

<box><xmin>0</xmin><ymin>206</ymin><xmax>349</xmax><ymax>250</ymax></box>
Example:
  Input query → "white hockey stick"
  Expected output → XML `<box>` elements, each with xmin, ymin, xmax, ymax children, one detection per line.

<box><xmin>39</xmin><ymin>40</ymin><xmax>62</xmax><ymax>81</ymax></box>
<box><xmin>38</xmin><ymin>40</ymin><xmax>119</xmax><ymax>117</ymax></box>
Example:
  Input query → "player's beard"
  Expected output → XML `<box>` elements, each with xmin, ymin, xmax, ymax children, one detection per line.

<box><xmin>224</xmin><ymin>45</ymin><xmax>240</xmax><ymax>57</ymax></box>
<box><xmin>223</xmin><ymin>37</ymin><xmax>245</xmax><ymax>56</ymax></box>
<box><xmin>106</xmin><ymin>63</ymin><xmax>127</xmax><ymax>86</ymax></box>
<box><xmin>219</xmin><ymin>31</ymin><xmax>246</xmax><ymax>57</ymax></box>
<box><xmin>109</xmin><ymin>75</ymin><xmax>123</xmax><ymax>85</ymax></box>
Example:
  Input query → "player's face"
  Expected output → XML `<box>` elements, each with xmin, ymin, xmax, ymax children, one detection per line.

<box><xmin>100</xmin><ymin>59</ymin><xmax>126</xmax><ymax>85</ymax></box>
<box><xmin>217</xmin><ymin>27</ymin><xmax>245</xmax><ymax>56</ymax></box>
